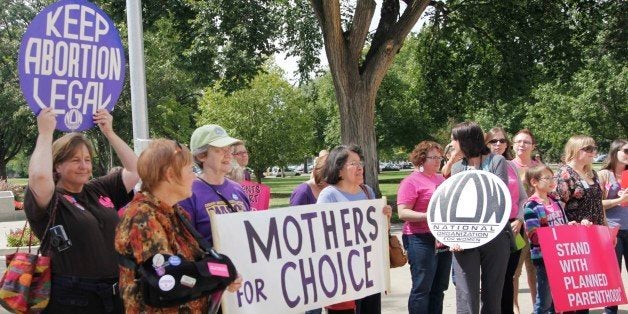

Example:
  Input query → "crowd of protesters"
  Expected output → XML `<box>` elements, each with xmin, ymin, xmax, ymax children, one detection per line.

<box><xmin>22</xmin><ymin>108</ymin><xmax>626</xmax><ymax>313</ymax></box>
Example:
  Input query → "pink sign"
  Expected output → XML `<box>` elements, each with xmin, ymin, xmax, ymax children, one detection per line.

<box><xmin>537</xmin><ymin>225</ymin><xmax>627</xmax><ymax>311</ymax></box>
<box><xmin>240</xmin><ymin>181</ymin><xmax>270</xmax><ymax>211</ymax></box>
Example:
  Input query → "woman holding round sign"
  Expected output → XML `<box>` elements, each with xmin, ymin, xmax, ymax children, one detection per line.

<box><xmin>397</xmin><ymin>140</ymin><xmax>452</xmax><ymax>314</ymax></box>
<box><xmin>444</xmin><ymin>121</ymin><xmax>512</xmax><ymax>314</ymax></box>
<box><xmin>485</xmin><ymin>127</ymin><xmax>528</xmax><ymax>314</ymax></box>
<box><xmin>317</xmin><ymin>144</ymin><xmax>392</xmax><ymax>314</ymax></box>
<box><xmin>24</xmin><ymin>108</ymin><xmax>139</xmax><ymax>313</ymax></box>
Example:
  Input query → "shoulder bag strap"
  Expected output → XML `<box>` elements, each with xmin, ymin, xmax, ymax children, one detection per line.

<box><xmin>38</xmin><ymin>196</ymin><xmax>59</xmax><ymax>255</ymax></box>
<box><xmin>359</xmin><ymin>184</ymin><xmax>373</xmax><ymax>199</ymax></box>
<box><xmin>198</xmin><ymin>178</ymin><xmax>236</xmax><ymax>213</ymax></box>
<box><xmin>175</xmin><ymin>210</ymin><xmax>222</xmax><ymax>259</ymax></box>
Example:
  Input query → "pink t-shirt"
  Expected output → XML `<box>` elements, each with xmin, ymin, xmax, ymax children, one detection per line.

<box><xmin>507</xmin><ymin>163</ymin><xmax>520</xmax><ymax>219</ymax></box>
<box><xmin>397</xmin><ymin>171</ymin><xmax>445</xmax><ymax>235</ymax></box>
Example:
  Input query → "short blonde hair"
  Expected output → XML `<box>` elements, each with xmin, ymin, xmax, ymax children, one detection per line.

<box><xmin>138</xmin><ymin>139</ymin><xmax>192</xmax><ymax>193</ymax></box>
<box><xmin>563</xmin><ymin>135</ymin><xmax>596</xmax><ymax>175</ymax></box>
<box><xmin>52</xmin><ymin>133</ymin><xmax>95</xmax><ymax>182</ymax></box>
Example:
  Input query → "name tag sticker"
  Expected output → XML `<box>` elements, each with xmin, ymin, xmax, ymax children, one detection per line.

<box><xmin>207</xmin><ymin>262</ymin><xmax>230</xmax><ymax>277</ymax></box>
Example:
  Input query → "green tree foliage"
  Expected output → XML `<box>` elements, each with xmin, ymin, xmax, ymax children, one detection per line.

<box><xmin>0</xmin><ymin>1</ymin><xmax>47</xmax><ymax>178</ymax></box>
<box><xmin>197</xmin><ymin>69</ymin><xmax>314</xmax><ymax>181</ymax></box>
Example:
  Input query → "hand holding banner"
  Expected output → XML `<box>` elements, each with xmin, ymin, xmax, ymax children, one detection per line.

<box><xmin>537</xmin><ymin>225</ymin><xmax>627</xmax><ymax>311</ymax></box>
<box><xmin>210</xmin><ymin>199</ymin><xmax>388</xmax><ymax>313</ymax></box>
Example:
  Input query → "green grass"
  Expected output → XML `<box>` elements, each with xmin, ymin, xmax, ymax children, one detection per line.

<box><xmin>262</xmin><ymin>170</ymin><xmax>409</xmax><ymax>210</ymax></box>
<box><xmin>7</xmin><ymin>178</ymin><xmax>28</xmax><ymax>185</ymax></box>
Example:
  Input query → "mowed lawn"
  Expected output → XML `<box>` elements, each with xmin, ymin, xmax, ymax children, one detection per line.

<box><xmin>262</xmin><ymin>170</ymin><xmax>410</xmax><ymax>209</ymax></box>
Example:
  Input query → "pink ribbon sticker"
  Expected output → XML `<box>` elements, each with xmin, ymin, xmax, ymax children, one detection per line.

<box><xmin>207</xmin><ymin>262</ymin><xmax>230</xmax><ymax>277</ymax></box>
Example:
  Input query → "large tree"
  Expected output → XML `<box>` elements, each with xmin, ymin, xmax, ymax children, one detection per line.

<box><xmin>197</xmin><ymin>69</ymin><xmax>314</xmax><ymax>182</ymax></box>
<box><xmin>310</xmin><ymin>0</ymin><xmax>432</xmax><ymax>194</ymax></box>
<box><xmin>0</xmin><ymin>1</ymin><xmax>43</xmax><ymax>178</ymax></box>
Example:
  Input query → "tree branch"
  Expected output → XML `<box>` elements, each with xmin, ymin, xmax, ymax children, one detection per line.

<box><xmin>347</xmin><ymin>0</ymin><xmax>376</xmax><ymax>62</ymax></box>
<box><xmin>363</xmin><ymin>0</ymin><xmax>431</xmax><ymax>89</ymax></box>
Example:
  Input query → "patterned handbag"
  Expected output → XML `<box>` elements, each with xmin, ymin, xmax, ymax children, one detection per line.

<box><xmin>0</xmin><ymin>199</ymin><xmax>56</xmax><ymax>313</ymax></box>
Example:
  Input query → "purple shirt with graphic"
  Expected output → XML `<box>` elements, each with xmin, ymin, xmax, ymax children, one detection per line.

<box><xmin>178</xmin><ymin>178</ymin><xmax>251</xmax><ymax>245</ymax></box>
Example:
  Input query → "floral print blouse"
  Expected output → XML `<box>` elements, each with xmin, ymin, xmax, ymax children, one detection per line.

<box><xmin>115</xmin><ymin>192</ymin><xmax>208</xmax><ymax>313</ymax></box>
<box><xmin>555</xmin><ymin>165</ymin><xmax>605</xmax><ymax>226</ymax></box>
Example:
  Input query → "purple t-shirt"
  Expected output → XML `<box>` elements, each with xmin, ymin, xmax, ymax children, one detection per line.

<box><xmin>178</xmin><ymin>178</ymin><xmax>251</xmax><ymax>245</ymax></box>
<box><xmin>397</xmin><ymin>171</ymin><xmax>445</xmax><ymax>235</ymax></box>
<box><xmin>289</xmin><ymin>182</ymin><xmax>316</xmax><ymax>206</ymax></box>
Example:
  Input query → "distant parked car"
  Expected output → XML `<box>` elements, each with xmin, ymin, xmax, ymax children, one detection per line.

<box><xmin>594</xmin><ymin>154</ymin><xmax>607</xmax><ymax>163</ymax></box>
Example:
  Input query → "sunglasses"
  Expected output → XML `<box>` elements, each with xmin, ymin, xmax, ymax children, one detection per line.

<box><xmin>488</xmin><ymin>138</ymin><xmax>507</xmax><ymax>145</ymax></box>
<box><xmin>581</xmin><ymin>145</ymin><xmax>598</xmax><ymax>153</ymax></box>
<box><xmin>622</xmin><ymin>148</ymin><xmax>628</xmax><ymax>154</ymax></box>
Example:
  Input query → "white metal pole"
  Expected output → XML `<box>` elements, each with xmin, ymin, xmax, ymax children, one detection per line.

<box><xmin>125</xmin><ymin>0</ymin><xmax>150</xmax><ymax>155</ymax></box>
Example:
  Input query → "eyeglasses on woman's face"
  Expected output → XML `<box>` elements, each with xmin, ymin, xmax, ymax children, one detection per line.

<box><xmin>232</xmin><ymin>151</ymin><xmax>248</xmax><ymax>157</ymax></box>
<box><xmin>514</xmin><ymin>140</ymin><xmax>533</xmax><ymax>146</ymax></box>
<box><xmin>538</xmin><ymin>176</ymin><xmax>553</xmax><ymax>182</ymax></box>
<box><xmin>425</xmin><ymin>156</ymin><xmax>444</xmax><ymax>161</ymax></box>
<box><xmin>488</xmin><ymin>138</ymin><xmax>507</xmax><ymax>145</ymax></box>
<box><xmin>346</xmin><ymin>161</ymin><xmax>365</xmax><ymax>168</ymax></box>
<box><xmin>580</xmin><ymin>145</ymin><xmax>598</xmax><ymax>153</ymax></box>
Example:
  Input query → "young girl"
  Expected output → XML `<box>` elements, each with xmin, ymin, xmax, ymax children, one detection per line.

<box><xmin>523</xmin><ymin>165</ymin><xmax>590</xmax><ymax>314</ymax></box>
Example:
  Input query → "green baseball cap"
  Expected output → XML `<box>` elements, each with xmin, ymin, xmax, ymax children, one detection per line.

<box><xmin>190</xmin><ymin>125</ymin><xmax>242</xmax><ymax>151</ymax></box>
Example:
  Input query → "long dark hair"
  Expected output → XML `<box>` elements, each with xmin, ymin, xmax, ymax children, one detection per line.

<box><xmin>452</xmin><ymin>122</ymin><xmax>490</xmax><ymax>158</ymax></box>
<box><xmin>602</xmin><ymin>139</ymin><xmax>628</xmax><ymax>172</ymax></box>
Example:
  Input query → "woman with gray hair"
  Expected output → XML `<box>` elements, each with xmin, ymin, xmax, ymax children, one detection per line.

<box><xmin>179</xmin><ymin>124</ymin><xmax>252</xmax><ymax>245</ymax></box>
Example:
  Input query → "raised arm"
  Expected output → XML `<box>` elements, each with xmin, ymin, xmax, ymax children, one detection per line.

<box><xmin>93</xmin><ymin>109</ymin><xmax>140</xmax><ymax>192</ymax></box>
<box><xmin>27</xmin><ymin>108</ymin><xmax>57</xmax><ymax>209</ymax></box>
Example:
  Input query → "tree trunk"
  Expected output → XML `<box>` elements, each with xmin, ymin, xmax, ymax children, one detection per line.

<box><xmin>0</xmin><ymin>159</ymin><xmax>7</xmax><ymax>180</ymax></box>
<box><xmin>335</xmin><ymin>82</ymin><xmax>380</xmax><ymax>196</ymax></box>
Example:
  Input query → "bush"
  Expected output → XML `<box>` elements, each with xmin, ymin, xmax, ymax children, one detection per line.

<box><xmin>6</xmin><ymin>226</ymin><xmax>40</xmax><ymax>247</ymax></box>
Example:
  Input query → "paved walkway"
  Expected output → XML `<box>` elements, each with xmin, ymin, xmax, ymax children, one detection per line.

<box><xmin>0</xmin><ymin>220</ymin><xmax>625</xmax><ymax>313</ymax></box>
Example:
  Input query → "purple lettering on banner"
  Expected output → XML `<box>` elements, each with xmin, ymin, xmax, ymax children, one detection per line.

<box><xmin>348</xmin><ymin>249</ymin><xmax>364</xmax><ymax>290</ymax></box>
<box><xmin>299</xmin><ymin>258</ymin><xmax>317</xmax><ymax>305</ymax></box>
<box><xmin>363</xmin><ymin>245</ymin><xmax>374</xmax><ymax>288</ymax></box>
<box><xmin>340</xmin><ymin>208</ymin><xmax>353</xmax><ymax>247</ymax></box>
<box><xmin>352</xmin><ymin>207</ymin><xmax>367</xmax><ymax>245</ymax></box>
<box><xmin>336</xmin><ymin>251</ymin><xmax>348</xmax><ymax>294</ymax></box>
<box><xmin>281</xmin><ymin>262</ymin><xmax>299</xmax><ymax>308</ymax></box>
<box><xmin>321</xmin><ymin>211</ymin><xmax>339</xmax><ymax>250</ymax></box>
<box><xmin>244</xmin><ymin>218</ymin><xmax>281</xmax><ymax>263</ymax></box>
<box><xmin>283</xmin><ymin>216</ymin><xmax>303</xmax><ymax>255</ymax></box>
<box><xmin>18</xmin><ymin>0</ymin><xmax>125</xmax><ymax>132</ymax></box>
<box><xmin>318</xmin><ymin>254</ymin><xmax>338</xmax><ymax>297</ymax></box>
<box><xmin>366</xmin><ymin>206</ymin><xmax>378</xmax><ymax>241</ymax></box>
<box><xmin>300</xmin><ymin>212</ymin><xmax>318</xmax><ymax>253</ymax></box>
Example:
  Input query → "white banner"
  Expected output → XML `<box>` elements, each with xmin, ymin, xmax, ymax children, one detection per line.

<box><xmin>211</xmin><ymin>198</ymin><xmax>389</xmax><ymax>313</ymax></box>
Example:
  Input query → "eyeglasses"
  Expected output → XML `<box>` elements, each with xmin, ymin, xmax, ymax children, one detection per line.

<box><xmin>488</xmin><ymin>138</ymin><xmax>507</xmax><ymax>145</ymax></box>
<box><xmin>425</xmin><ymin>156</ymin><xmax>444</xmax><ymax>161</ymax></box>
<box><xmin>539</xmin><ymin>177</ymin><xmax>554</xmax><ymax>182</ymax></box>
<box><xmin>514</xmin><ymin>140</ymin><xmax>533</xmax><ymax>146</ymax></box>
<box><xmin>622</xmin><ymin>148</ymin><xmax>628</xmax><ymax>154</ymax></box>
<box><xmin>581</xmin><ymin>145</ymin><xmax>598</xmax><ymax>153</ymax></box>
<box><xmin>346</xmin><ymin>161</ymin><xmax>364</xmax><ymax>168</ymax></box>
<box><xmin>233</xmin><ymin>151</ymin><xmax>248</xmax><ymax>157</ymax></box>
<box><xmin>209</xmin><ymin>147</ymin><xmax>232</xmax><ymax>155</ymax></box>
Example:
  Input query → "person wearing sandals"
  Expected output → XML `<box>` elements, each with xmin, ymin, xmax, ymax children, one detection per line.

<box><xmin>24</xmin><ymin>108</ymin><xmax>139</xmax><ymax>313</ymax></box>
<box><xmin>178</xmin><ymin>124</ymin><xmax>252</xmax><ymax>245</ymax></box>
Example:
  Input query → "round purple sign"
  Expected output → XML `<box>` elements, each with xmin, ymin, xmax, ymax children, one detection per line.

<box><xmin>18</xmin><ymin>0</ymin><xmax>125</xmax><ymax>132</ymax></box>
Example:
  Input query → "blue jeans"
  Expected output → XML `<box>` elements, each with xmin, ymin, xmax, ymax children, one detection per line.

<box><xmin>403</xmin><ymin>233</ymin><xmax>452</xmax><ymax>314</ymax></box>
<box><xmin>534</xmin><ymin>261</ymin><xmax>555</xmax><ymax>314</ymax></box>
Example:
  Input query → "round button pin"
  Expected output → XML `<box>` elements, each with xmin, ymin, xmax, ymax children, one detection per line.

<box><xmin>168</xmin><ymin>255</ymin><xmax>181</xmax><ymax>266</ymax></box>
<box><xmin>158</xmin><ymin>275</ymin><xmax>176</xmax><ymax>291</ymax></box>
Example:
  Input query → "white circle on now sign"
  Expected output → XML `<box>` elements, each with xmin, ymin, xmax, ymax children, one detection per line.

<box><xmin>158</xmin><ymin>275</ymin><xmax>176</xmax><ymax>291</ymax></box>
<box><xmin>427</xmin><ymin>170</ymin><xmax>511</xmax><ymax>249</ymax></box>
